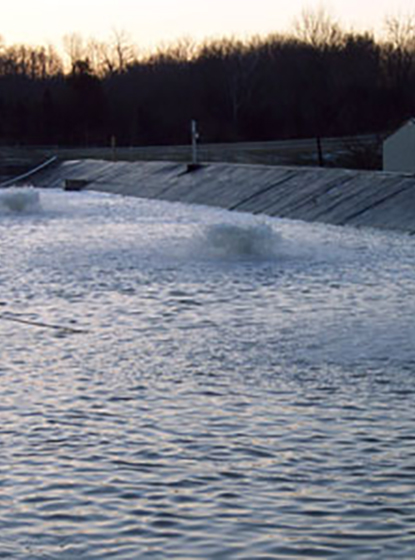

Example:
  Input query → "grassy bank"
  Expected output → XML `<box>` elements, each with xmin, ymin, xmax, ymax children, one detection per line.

<box><xmin>0</xmin><ymin>134</ymin><xmax>382</xmax><ymax>181</ymax></box>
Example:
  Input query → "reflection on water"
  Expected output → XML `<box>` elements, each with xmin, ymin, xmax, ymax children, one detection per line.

<box><xmin>1</xmin><ymin>188</ymin><xmax>415</xmax><ymax>559</ymax></box>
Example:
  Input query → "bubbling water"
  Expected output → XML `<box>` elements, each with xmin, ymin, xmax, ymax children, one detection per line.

<box><xmin>0</xmin><ymin>186</ymin><xmax>41</xmax><ymax>214</ymax></box>
<box><xmin>192</xmin><ymin>221</ymin><xmax>283</xmax><ymax>261</ymax></box>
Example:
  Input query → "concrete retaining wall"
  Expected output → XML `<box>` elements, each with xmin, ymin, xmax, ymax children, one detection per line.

<box><xmin>31</xmin><ymin>159</ymin><xmax>415</xmax><ymax>233</ymax></box>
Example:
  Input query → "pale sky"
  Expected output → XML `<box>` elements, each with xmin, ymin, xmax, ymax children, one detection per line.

<box><xmin>1</xmin><ymin>0</ymin><xmax>414</xmax><ymax>52</ymax></box>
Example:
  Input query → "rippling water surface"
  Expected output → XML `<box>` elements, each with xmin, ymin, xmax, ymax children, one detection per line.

<box><xmin>1</xmin><ymin>187</ymin><xmax>415</xmax><ymax>559</ymax></box>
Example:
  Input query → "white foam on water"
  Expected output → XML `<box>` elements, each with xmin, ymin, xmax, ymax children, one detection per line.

<box><xmin>23</xmin><ymin>189</ymin><xmax>288</xmax><ymax>265</ymax></box>
<box><xmin>0</xmin><ymin>186</ymin><xmax>395</xmax><ymax>273</ymax></box>
<box><xmin>191</xmin><ymin>221</ymin><xmax>283</xmax><ymax>261</ymax></box>
<box><xmin>0</xmin><ymin>186</ymin><xmax>42</xmax><ymax>214</ymax></box>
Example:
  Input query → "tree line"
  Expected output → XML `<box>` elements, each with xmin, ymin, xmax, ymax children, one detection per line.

<box><xmin>0</xmin><ymin>9</ymin><xmax>414</xmax><ymax>147</ymax></box>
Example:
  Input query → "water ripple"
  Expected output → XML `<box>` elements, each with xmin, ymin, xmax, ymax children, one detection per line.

<box><xmin>1</xmin><ymin>189</ymin><xmax>415</xmax><ymax>558</ymax></box>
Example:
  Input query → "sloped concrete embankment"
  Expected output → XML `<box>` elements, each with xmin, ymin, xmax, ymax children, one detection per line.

<box><xmin>32</xmin><ymin>159</ymin><xmax>415</xmax><ymax>233</ymax></box>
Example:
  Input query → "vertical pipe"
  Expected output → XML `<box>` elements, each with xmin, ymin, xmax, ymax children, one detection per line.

<box><xmin>111</xmin><ymin>135</ymin><xmax>117</xmax><ymax>162</ymax></box>
<box><xmin>191</xmin><ymin>120</ymin><xmax>198</xmax><ymax>165</ymax></box>
<box><xmin>316</xmin><ymin>136</ymin><xmax>324</xmax><ymax>167</ymax></box>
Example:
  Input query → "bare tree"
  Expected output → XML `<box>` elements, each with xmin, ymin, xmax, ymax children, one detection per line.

<box><xmin>384</xmin><ymin>13</ymin><xmax>415</xmax><ymax>51</ymax></box>
<box><xmin>44</xmin><ymin>44</ymin><xmax>64</xmax><ymax>75</ymax></box>
<box><xmin>83</xmin><ymin>38</ymin><xmax>115</xmax><ymax>76</ymax></box>
<box><xmin>152</xmin><ymin>36</ymin><xmax>200</xmax><ymax>64</ymax></box>
<box><xmin>382</xmin><ymin>13</ymin><xmax>415</xmax><ymax>91</ymax></box>
<box><xmin>224</xmin><ymin>40</ymin><xmax>260</xmax><ymax>135</ymax></box>
<box><xmin>62</xmin><ymin>30</ymin><xmax>138</xmax><ymax>76</ymax></box>
<box><xmin>63</xmin><ymin>33</ymin><xmax>86</xmax><ymax>71</ymax></box>
<box><xmin>111</xmin><ymin>29</ymin><xmax>137</xmax><ymax>72</ymax></box>
<box><xmin>293</xmin><ymin>5</ymin><xmax>343</xmax><ymax>48</ymax></box>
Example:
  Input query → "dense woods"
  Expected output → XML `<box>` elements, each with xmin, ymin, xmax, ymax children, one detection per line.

<box><xmin>0</xmin><ymin>11</ymin><xmax>415</xmax><ymax>147</ymax></box>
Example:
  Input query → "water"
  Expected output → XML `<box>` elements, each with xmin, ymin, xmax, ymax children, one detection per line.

<box><xmin>1</xmin><ymin>187</ymin><xmax>415</xmax><ymax>559</ymax></box>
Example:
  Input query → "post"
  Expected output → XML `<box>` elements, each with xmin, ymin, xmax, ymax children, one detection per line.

<box><xmin>111</xmin><ymin>135</ymin><xmax>117</xmax><ymax>162</ymax></box>
<box><xmin>191</xmin><ymin>120</ymin><xmax>198</xmax><ymax>165</ymax></box>
<box><xmin>316</xmin><ymin>136</ymin><xmax>324</xmax><ymax>167</ymax></box>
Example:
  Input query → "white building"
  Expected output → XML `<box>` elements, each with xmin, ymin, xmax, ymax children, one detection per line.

<box><xmin>383</xmin><ymin>118</ymin><xmax>415</xmax><ymax>173</ymax></box>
